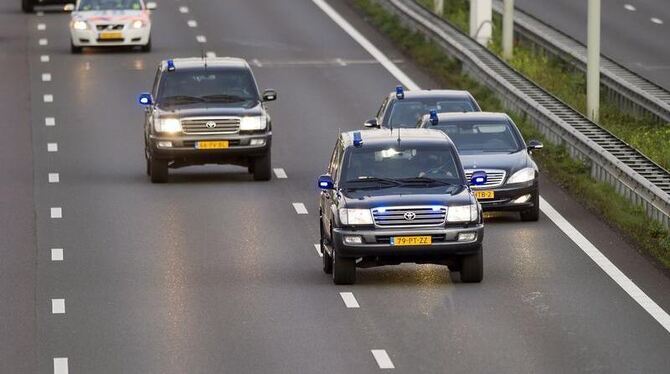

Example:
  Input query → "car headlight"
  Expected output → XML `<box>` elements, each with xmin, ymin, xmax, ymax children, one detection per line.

<box><xmin>507</xmin><ymin>167</ymin><xmax>536</xmax><ymax>184</ymax></box>
<box><xmin>239</xmin><ymin>116</ymin><xmax>267</xmax><ymax>131</ymax></box>
<box><xmin>447</xmin><ymin>204</ymin><xmax>478</xmax><ymax>222</ymax></box>
<box><xmin>155</xmin><ymin>118</ymin><xmax>182</xmax><ymax>133</ymax></box>
<box><xmin>339</xmin><ymin>208</ymin><xmax>373</xmax><ymax>225</ymax></box>
<box><xmin>72</xmin><ymin>20</ymin><xmax>88</xmax><ymax>30</ymax></box>
<box><xmin>131</xmin><ymin>19</ymin><xmax>145</xmax><ymax>29</ymax></box>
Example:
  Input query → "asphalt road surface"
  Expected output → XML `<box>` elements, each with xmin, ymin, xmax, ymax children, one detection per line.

<box><xmin>2</xmin><ymin>0</ymin><xmax>670</xmax><ymax>372</ymax></box>
<box><xmin>515</xmin><ymin>0</ymin><xmax>670</xmax><ymax>90</ymax></box>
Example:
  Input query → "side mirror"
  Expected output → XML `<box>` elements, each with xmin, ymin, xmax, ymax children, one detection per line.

<box><xmin>146</xmin><ymin>2</ymin><xmax>157</xmax><ymax>10</ymax></box>
<box><xmin>363</xmin><ymin>118</ymin><xmax>378</xmax><ymax>128</ymax></box>
<box><xmin>262</xmin><ymin>89</ymin><xmax>277</xmax><ymax>102</ymax></box>
<box><xmin>527</xmin><ymin>140</ymin><xmax>543</xmax><ymax>151</ymax></box>
<box><xmin>138</xmin><ymin>92</ymin><xmax>153</xmax><ymax>107</ymax></box>
<box><xmin>318</xmin><ymin>174</ymin><xmax>335</xmax><ymax>190</ymax></box>
<box><xmin>64</xmin><ymin>3</ymin><xmax>75</xmax><ymax>11</ymax></box>
<box><xmin>469</xmin><ymin>170</ymin><xmax>487</xmax><ymax>186</ymax></box>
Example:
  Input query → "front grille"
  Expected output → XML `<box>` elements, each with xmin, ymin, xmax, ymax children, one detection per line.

<box><xmin>181</xmin><ymin>118</ymin><xmax>241</xmax><ymax>135</ymax></box>
<box><xmin>465</xmin><ymin>169</ymin><xmax>506</xmax><ymax>188</ymax></box>
<box><xmin>372</xmin><ymin>206</ymin><xmax>447</xmax><ymax>228</ymax></box>
<box><xmin>96</xmin><ymin>24</ymin><xmax>124</xmax><ymax>31</ymax></box>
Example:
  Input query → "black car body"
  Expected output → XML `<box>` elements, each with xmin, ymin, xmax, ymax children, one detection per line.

<box><xmin>364</xmin><ymin>88</ymin><xmax>481</xmax><ymax>129</ymax></box>
<box><xmin>318</xmin><ymin>129</ymin><xmax>485</xmax><ymax>285</ymax></box>
<box><xmin>418</xmin><ymin>112</ymin><xmax>543</xmax><ymax>221</ymax></box>
<box><xmin>139</xmin><ymin>57</ymin><xmax>277</xmax><ymax>183</ymax></box>
<box><xmin>22</xmin><ymin>0</ymin><xmax>73</xmax><ymax>12</ymax></box>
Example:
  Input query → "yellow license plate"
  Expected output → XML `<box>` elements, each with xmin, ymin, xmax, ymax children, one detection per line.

<box><xmin>196</xmin><ymin>141</ymin><xmax>229</xmax><ymax>149</ymax></box>
<box><xmin>474</xmin><ymin>190</ymin><xmax>495</xmax><ymax>200</ymax></box>
<box><xmin>391</xmin><ymin>236</ymin><xmax>432</xmax><ymax>246</ymax></box>
<box><xmin>99</xmin><ymin>31</ymin><xmax>123</xmax><ymax>40</ymax></box>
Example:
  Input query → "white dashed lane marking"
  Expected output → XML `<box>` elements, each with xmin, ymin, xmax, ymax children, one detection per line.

<box><xmin>371</xmin><ymin>350</ymin><xmax>395</xmax><ymax>369</ymax></box>
<box><xmin>651</xmin><ymin>17</ymin><xmax>664</xmax><ymax>25</ymax></box>
<box><xmin>51</xmin><ymin>299</ymin><xmax>65</xmax><ymax>314</ymax></box>
<box><xmin>53</xmin><ymin>357</ymin><xmax>68</xmax><ymax>374</ymax></box>
<box><xmin>45</xmin><ymin>117</ymin><xmax>55</xmax><ymax>126</ymax></box>
<box><xmin>43</xmin><ymin>94</ymin><xmax>54</xmax><ymax>103</ymax></box>
<box><xmin>196</xmin><ymin>35</ymin><xmax>207</xmax><ymax>43</ymax></box>
<box><xmin>292</xmin><ymin>203</ymin><xmax>308</xmax><ymax>215</ymax></box>
<box><xmin>41</xmin><ymin>55</ymin><xmax>50</xmax><ymax>63</ymax></box>
<box><xmin>206</xmin><ymin>51</ymin><xmax>217</xmax><ymax>58</ymax></box>
<box><xmin>179</xmin><ymin>6</ymin><xmax>189</xmax><ymax>13</ymax></box>
<box><xmin>252</xmin><ymin>58</ymin><xmax>263</xmax><ymax>67</ymax></box>
<box><xmin>187</xmin><ymin>20</ymin><xmax>198</xmax><ymax>27</ymax></box>
<box><xmin>39</xmin><ymin>38</ymin><xmax>48</xmax><ymax>46</ymax></box>
<box><xmin>273</xmin><ymin>168</ymin><xmax>287</xmax><ymax>179</ymax></box>
<box><xmin>314</xmin><ymin>243</ymin><xmax>323</xmax><ymax>257</ymax></box>
<box><xmin>339</xmin><ymin>292</ymin><xmax>360</xmax><ymax>308</ymax></box>
<box><xmin>48</xmin><ymin>173</ymin><xmax>60</xmax><ymax>183</ymax></box>
<box><xmin>47</xmin><ymin>143</ymin><xmax>58</xmax><ymax>152</ymax></box>
<box><xmin>42</xmin><ymin>73</ymin><xmax>52</xmax><ymax>82</ymax></box>
<box><xmin>37</xmin><ymin>23</ymin><xmax>46</xmax><ymax>31</ymax></box>
<box><xmin>51</xmin><ymin>248</ymin><xmax>63</xmax><ymax>262</ymax></box>
<box><xmin>50</xmin><ymin>207</ymin><xmax>62</xmax><ymax>219</ymax></box>
<box><xmin>624</xmin><ymin>4</ymin><xmax>636</xmax><ymax>11</ymax></box>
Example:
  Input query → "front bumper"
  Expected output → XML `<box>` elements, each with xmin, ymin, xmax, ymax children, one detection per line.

<box><xmin>332</xmin><ymin>225</ymin><xmax>484</xmax><ymax>258</ymax></box>
<box><xmin>149</xmin><ymin>133</ymin><xmax>271</xmax><ymax>166</ymax></box>
<box><xmin>70</xmin><ymin>26</ymin><xmax>151</xmax><ymax>47</ymax></box>
<box><xmin>475</xmin><ymin>181</ymin><xmax>538</xmax><ymax>212</ymax></box>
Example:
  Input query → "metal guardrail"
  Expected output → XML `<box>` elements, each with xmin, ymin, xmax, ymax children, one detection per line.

<box><xmin>490</xmin><ymin>0</ymin><xmax>670</xmax><ymax>124</ymax></box>
<box><xmin>376</xmin><ymin>0</ymin><xmax>670</xmax><ymax>227</ymax></box>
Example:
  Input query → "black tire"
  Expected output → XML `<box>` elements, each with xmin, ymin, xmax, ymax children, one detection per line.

<box><xmin>70</xmin><ymin>42</ymin><xmax>83</xmax><ymax>54</ymax></box>
<box><xmin>460</xmin><ymin>247</ymin><xmax>483</xmax><ymax>283</ymax></box>
<box><xmin>149</xmin><ymin>158</ymin><xmax>168</xmax><ymax>183</ymax></box>
<box><xmin>141</xmin><ymin>37</ymin><xmax>151</xmax><ymax>53</ymax></box>
<box><xmin>252</xmin><ymin>152</ymin><xmax>271</xmax><ymax>181</ymax></box>
<box><xmin>22</xmin><ymin>0</ymin><xmax>34</xmax><ymax>13</ymax></box>
<box><xmin>321</xmin><ymin>222</ymin><xmax>332</xmax><ymax>274</ymax></box>
<box><xmin>332</xmin><ymin>248</ymin><xmax>356</xmax><ymax>285</ymax></box>
<box><xmin>520</xmin><ymin>193</ymin><xmax>540</xmax><ymax>222</ymax></box>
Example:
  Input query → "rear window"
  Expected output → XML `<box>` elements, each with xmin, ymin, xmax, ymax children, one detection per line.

<box><xmin>387</xmin><ymin>98</ymin><xmax>477</xmax><ymax>128</ymax></box>
<box><xmin>436</xmin><ymin>120</ymin><xmax>523</xmax><ymax>153</ymax></box>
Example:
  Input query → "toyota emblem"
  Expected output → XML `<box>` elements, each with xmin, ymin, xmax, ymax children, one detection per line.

<box><xmin>205</xmin><ymin>121</ymin><xmax>217</xmax><ymax>129</ymax></box>
<box><xmin>403</xmin><ymin>212</ymin><xmax>416</xmax><ymax>221</ymax></box>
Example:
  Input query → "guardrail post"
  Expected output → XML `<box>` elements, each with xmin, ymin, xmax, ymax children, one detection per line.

<box><xmin>502</xmin><ymin>0</ymin><xmax>514</xmax><ymax>60</ymax></box>
<box><xmin>587</xmin><ymin>0</ymin><xmax>601</xmax><ymax>122</ymax></box>
<box><xmin>469</xmin><ymin>0</ymin><xmax>492</xmax><ymax>46</ymax></box>
<box><xmin>433</xmin><ymin>0</ymin><xmax>444</xmax><ymax>15</ymax></box>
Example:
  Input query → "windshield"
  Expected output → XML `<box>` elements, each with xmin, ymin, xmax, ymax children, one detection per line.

<box><xmin>387</xmin><ymin>98</ymin><xmax>476</xmax><ymax>128</ymax></box>
<box><xmin>436</xmin><ymin>120</ymin><xmax>523</xmax><ymax>153</ymax></box>
<box><xmin>157</xmin><ymin>68</ymin><xmax>260</xmax><ymax>106</ymax></box>
<box><xmin>340</xmin><ymin>145</ymin><xmax>463</xmax><ymax>188</ymax></box>
<box><xmin>78</xmin><ymin>0</ymin><xmax>143</xmax><ymax>11</ymax></box>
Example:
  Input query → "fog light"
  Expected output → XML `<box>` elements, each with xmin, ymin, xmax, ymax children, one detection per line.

<box><xmin>250</xmin><ymin>138</ymin><xmax>266</xmax><ymax>146</ymax></box>
<box><xmin>513</xmin><ymin>194</ymin><xmax>532</xmax><ymax>204</ymax></box>
<box><xmin>157</xmin><ymin>141</ymin><xmax>173</xmax><ymax>148</ymax></box>
<box><xmin>457</xmin><ymin>232</ymin><xmax>477</xmax><ymax>242</ymax></box>
<box><xmin>344</xmin><ymin>235</ymin><xmax>363</xmax><ymax>245</ymax></box>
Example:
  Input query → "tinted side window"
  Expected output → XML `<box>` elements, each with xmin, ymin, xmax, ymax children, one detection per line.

<box><xmin>376</xmin><ymin>97</ymin><xmax>389</xmax><ymax>119</ymax></box>
<box><xmin>151</xmin><ymin>67</ymin><xmax>161</xmax><ymax>97</ymax></box>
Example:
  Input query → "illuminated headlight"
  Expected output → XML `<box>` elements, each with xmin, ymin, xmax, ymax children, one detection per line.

<box><xmin>239</xmin><ymin>116</ymin><xmax>267</xmax><ymax>131</ymax></box>
<box><xmin>447</xmin><ymin>204</ymin><xmax>478</xmax><ymax>222</ymax></box>
<box><xmin>339</xmin><ymin>208</ymin><xmax>373</xmax><ymax>225</ymax></box>
<box><xmin>507</xmin><ymin>167</ymin><xmax>536</xmax><ymax>184</ymax></box>
<box><xmin>72</xmin><ymin>20</ymin><xmax>88</xmax><ymax>30</ymax></box>
<box><xmin>155</xmin><ymin>118</ymin><xmax>182</xmax><ymax>133</ymax></box>
<box><xmin>131</xmin><ymin>19</ymin><xmax>146</xmax><ymax>29</ymax></box>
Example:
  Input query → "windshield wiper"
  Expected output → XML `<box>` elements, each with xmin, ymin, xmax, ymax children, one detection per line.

<box><xmin>397</xmin><ymin>177</ymin><xmax>454</xmax><ymax>186</ymax></box>
<box><xmin>159</xmin><ymin>95</ymin><xmax>205</xmax><ymax>104</ymax></box>
<box><xmin>342</xmin><ymin>177</ymin><xmax>401</xmax><ymax>190</ymax></box>
<box><xmin>200</xmin><ymin>94</ymin><xmax>256</xmax><ymax>103</ymax></box>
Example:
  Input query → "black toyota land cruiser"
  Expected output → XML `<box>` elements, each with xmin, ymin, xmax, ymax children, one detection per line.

<box><xmin>138</xmin><ymin>57</ymin><xmax>277</xmax><ymax>183</ymax></box>
<box><xmin>318</xmin><ymin>129</ymin><xmax>486</xmax><ymax>285</ymax></box>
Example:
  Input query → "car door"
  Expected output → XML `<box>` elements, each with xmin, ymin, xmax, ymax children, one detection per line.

<box><xmin>321</xmin><ymin>139</ymin><xmax>342</xmax><ymax>240</ymax></box>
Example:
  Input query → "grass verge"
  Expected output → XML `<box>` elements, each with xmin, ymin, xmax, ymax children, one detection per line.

<box><xmin>353</xmin><ymin>0</ymin><xmax>670</xmax><ymax>269</ymax></box>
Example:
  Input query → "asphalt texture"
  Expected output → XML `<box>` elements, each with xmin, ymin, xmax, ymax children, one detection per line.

<box><xmin>2</xmin><ymin>0</ymin><xmax>670</xmax><ymax>372</ymax></box>
<box><xmin>515</xmin><ymin>0</ymin><xmax>670</xmax><ymax>90</ymax></box>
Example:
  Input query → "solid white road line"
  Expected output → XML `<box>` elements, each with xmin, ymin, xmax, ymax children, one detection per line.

<box><xmin>179</xmin><ymin>6</ymin><xmax>189</xmax><ymax>13</ymax></box>
<box><xmin>48</xmin><ymin>173</ymin><xmax>60</xmax><ymax>183</ymax></box>
<box><xmin>371</xmin><ymin>350</ymin><xmax>395</xmax><ymax>369</ymax></box>
<box><xmin>44</xmin><ymin>94</ymin><xmax>54</xmax><ymax>103</ymax></box>
<box><xmin>311</xmin><ymin>0</ymin><xmax>420</xmax><ymax>90</ymax></box>
<box><xmin>651</xmin><ymin>17</ymin><xmax>664</xmax><ymax>25</ymax></box>
<box><xmin>41</xmin><ymin>55</ymin><xmax>50</xmax><ymax>63</ymax></box>
<box><xmin>51</xmin><ymin>248</ymin><xmax>64</xmax><ymax>262</ymax></box>
<box><xmin>340</xmin><ymin>292</ymin><xmax>360</xmax><ymax>308</ymax></box>
<box><xmin>314</xmin><ymin>0</ymin><xmax>670</xmax><ymax>334</ymax></box>
<box><xmin>37</xmin><ymin>23</ymin><xmax>46</xmax><ymax>31</ymax></box>
<box><xmin>196</xmin><ymin>35</ymin><xmax>207</xmax><ymax>43</ymax></box>
<box><xmin>39</xmin><ymin>38</ymin><xmax>48</xmax><ymax>46</ymax></box>
<box><xmin>206</xmin><ymin>51</ymin><xmax>217</xmax><ymax>58</ymax></box>
<box><xmin>50</xmin><ymin>207</ymin><xmax>62</xmax><ymax>219</ymax></box>
<box><xmin>45</xmin><ymin>117</ymin><xmax>55</xmax><ymax>126</ymax></box>
<box><xmin>42</xmin><ymin>73</ymin><xmax>52</xmax><ymax>82</ymax></box>
<box><xmin>47</xmin><ymin>143</ymin><xmax>58</xmax><ymax>152</ymax></box>
<box><xmin>53</xmin><ymin>357</ymin><xmax>68</xmax><ymax>374</ymax></box>
<box><xmin>292</xmin><ymin>202</ymin><xmax>308</xmax><ymax>215</ymax></box>
<box><xmin>314</xmin><ymin>243</ymin><xmax>323</xmax><ymax>257</ymax></box>
<box><xmin>51</xmin><ymin>299</ymin><xmax>65</xmax><ymax>314</ymax></box>
<box><xmin>273</xmin><ymin>168</ymin><xmax>288</xmax><ymax>179</ymax></box>
<box><xmin>187</xmin><ymin>20</ymin><xmax>198</xmax><ymax>27</ymax></box>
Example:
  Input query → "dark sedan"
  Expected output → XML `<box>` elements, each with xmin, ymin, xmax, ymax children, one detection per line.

<box><xmin>22</xmin><ymin>0</ymin><xmax>73</xmax><ymax>12</ymax></box>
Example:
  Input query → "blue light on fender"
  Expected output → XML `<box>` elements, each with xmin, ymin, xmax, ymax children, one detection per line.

<box><xmin>167</xmin><ymin>59</ymin><xmax>176</xmax><ymax>71</ymax></box>
<box><xmin>137</xmin><ymin>92</ymin><xmax>153</xmax><ymax>106</ymax></box>
<box><xmin>470</xmin><ymin>170</ymin><xmax>488</xmax><ymax>186</ymax></box>
<box><xmin>429</xmin><ymin>110</ymin><xmax>439</xmax><ymax>126</ymax></box>
<box><xmin>395</xmin><ymin>85</ymin><xmax>404</xmax><ymax>99</ymax></box>
<box><xmin>318</xmin><ymin>174</ymin><xmax>334</xmax><ymax>190</ymax></box>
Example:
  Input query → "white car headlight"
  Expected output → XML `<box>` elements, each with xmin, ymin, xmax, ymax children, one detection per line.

<box><xmin>507</xmin><ymin>167</ymin><xmax>536</xmax><ymax>184</ymax></box>
<box><xmin>131</xmin><ymin>19</ymin><xmax>146</xmax><ymax>29</ymax></box>
<box><xmin>155</xmin><ymin>118</ymin><xmax>182</xmax><ymax>133</ymax></box>
<box><xmin>239</xmin><ymin>116</ymin><xmax>267</xmax><ymax>131</ymax></box>
<box><xmin>339</xmin><ymin>208</ymin><xmax>373</xmax><ymax>225</ymax></box>
<box><xmin>72</xmin><ymin>20</ymin><xmax>88</xmax><ymax>30</ymax></box>
<box><xmin>447</xmin><ymin>204</ymin><xmax>478</xmax><ymax>222</ymax></box>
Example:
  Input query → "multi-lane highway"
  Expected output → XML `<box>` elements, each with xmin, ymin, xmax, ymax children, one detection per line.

<box><xmin>2</xmin><ymin>0</ymin><xmax>670</xmax><ymax>372</ymax></box>
<box><xmin>515</xmin><ymin>0</ymin><xmax>670</xmax><ymax>90</ymax></box>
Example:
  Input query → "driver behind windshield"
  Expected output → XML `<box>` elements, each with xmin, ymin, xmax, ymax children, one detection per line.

<box><xmin>157</xmin><ymin>68</ymin><xmax>259</xmax><ymax>106</ymax></box>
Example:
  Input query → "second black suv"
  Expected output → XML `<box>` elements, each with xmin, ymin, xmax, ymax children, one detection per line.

<box><xmin>318</xmin><ymin>129</ymin><xmax>485</xmax><ymax>285</ymax></box>
<box><xmin>138</xmin><ymin>57</ymin><xmax>277</xmax><ymax>183</ymax></box>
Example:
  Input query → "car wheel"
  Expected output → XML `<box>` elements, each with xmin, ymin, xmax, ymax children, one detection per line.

<box><xmin>321</xmin><ymin>223</ymin><xmax>332</xmax><ymax>274</ymax></box>
<box><xmin>141</xmin><ymin>37</ymin><xmax>151</xmax><ymax>53</ymax></box>
<box><xmin>332</xmin><ymin>247</ymin><xmax>356</xmax><ymax>285</ymax></box>
<box><xmin>252</xmin><ymin>152</ymin><xmax>271</xmax><ymax>181</ymax></box>
<box><xmin>149</xmin><ymin>158</ymin><xmax>168</xmax><ymax>183</ymax></box>
<box><xmin>22</xmin><ymin>0</ymin><xmax>34</xmax><ymax>13</ymax></box>
<box><xmin>460</xmin><ymin>246</ymin><xmax>483</xmax><ymax>283</ymax></box>
<box><xmin>520</xmin><ymin>193</ymin><xmax>540</xmax><ymax>222</ymax></box>
<box><xmin>70</xmin><ymin>41</ymin><xmax>83</xmax><ymax>54</ymax></box>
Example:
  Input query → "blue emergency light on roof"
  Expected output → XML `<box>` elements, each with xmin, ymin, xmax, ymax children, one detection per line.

<box><xmin>429</xmin><ymin>109</ymin><xmax>439</xmax><ymax>126</ymax></box>
<box><xmin>167</xmin><ymin>59</ymin><xmax>176</xmax><ymax>72</ymax></box>
<box><xmin>353</xmin><ymin>131</ymin><xmax>363</xmax><ymax>147</ymax></box>
<box><xmin>395</xmin><ymin>85</ymin><xmax>405</xmax><ymax>99</ymax></box>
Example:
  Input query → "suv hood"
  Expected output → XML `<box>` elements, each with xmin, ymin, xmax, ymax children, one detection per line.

<box><xmin>155</xmin><ymin>102</ymin><xmax>263</xmax><ymax>118</ymax></box>
<box><xmin>459</xmin><ymin>151</ymin><xmax>530</xmax><ymax>172</ymax></box>
<box><xmin>340</xmin><ymin>185</ymin><xmax>473</xmax><ymax>209</ymax></box>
